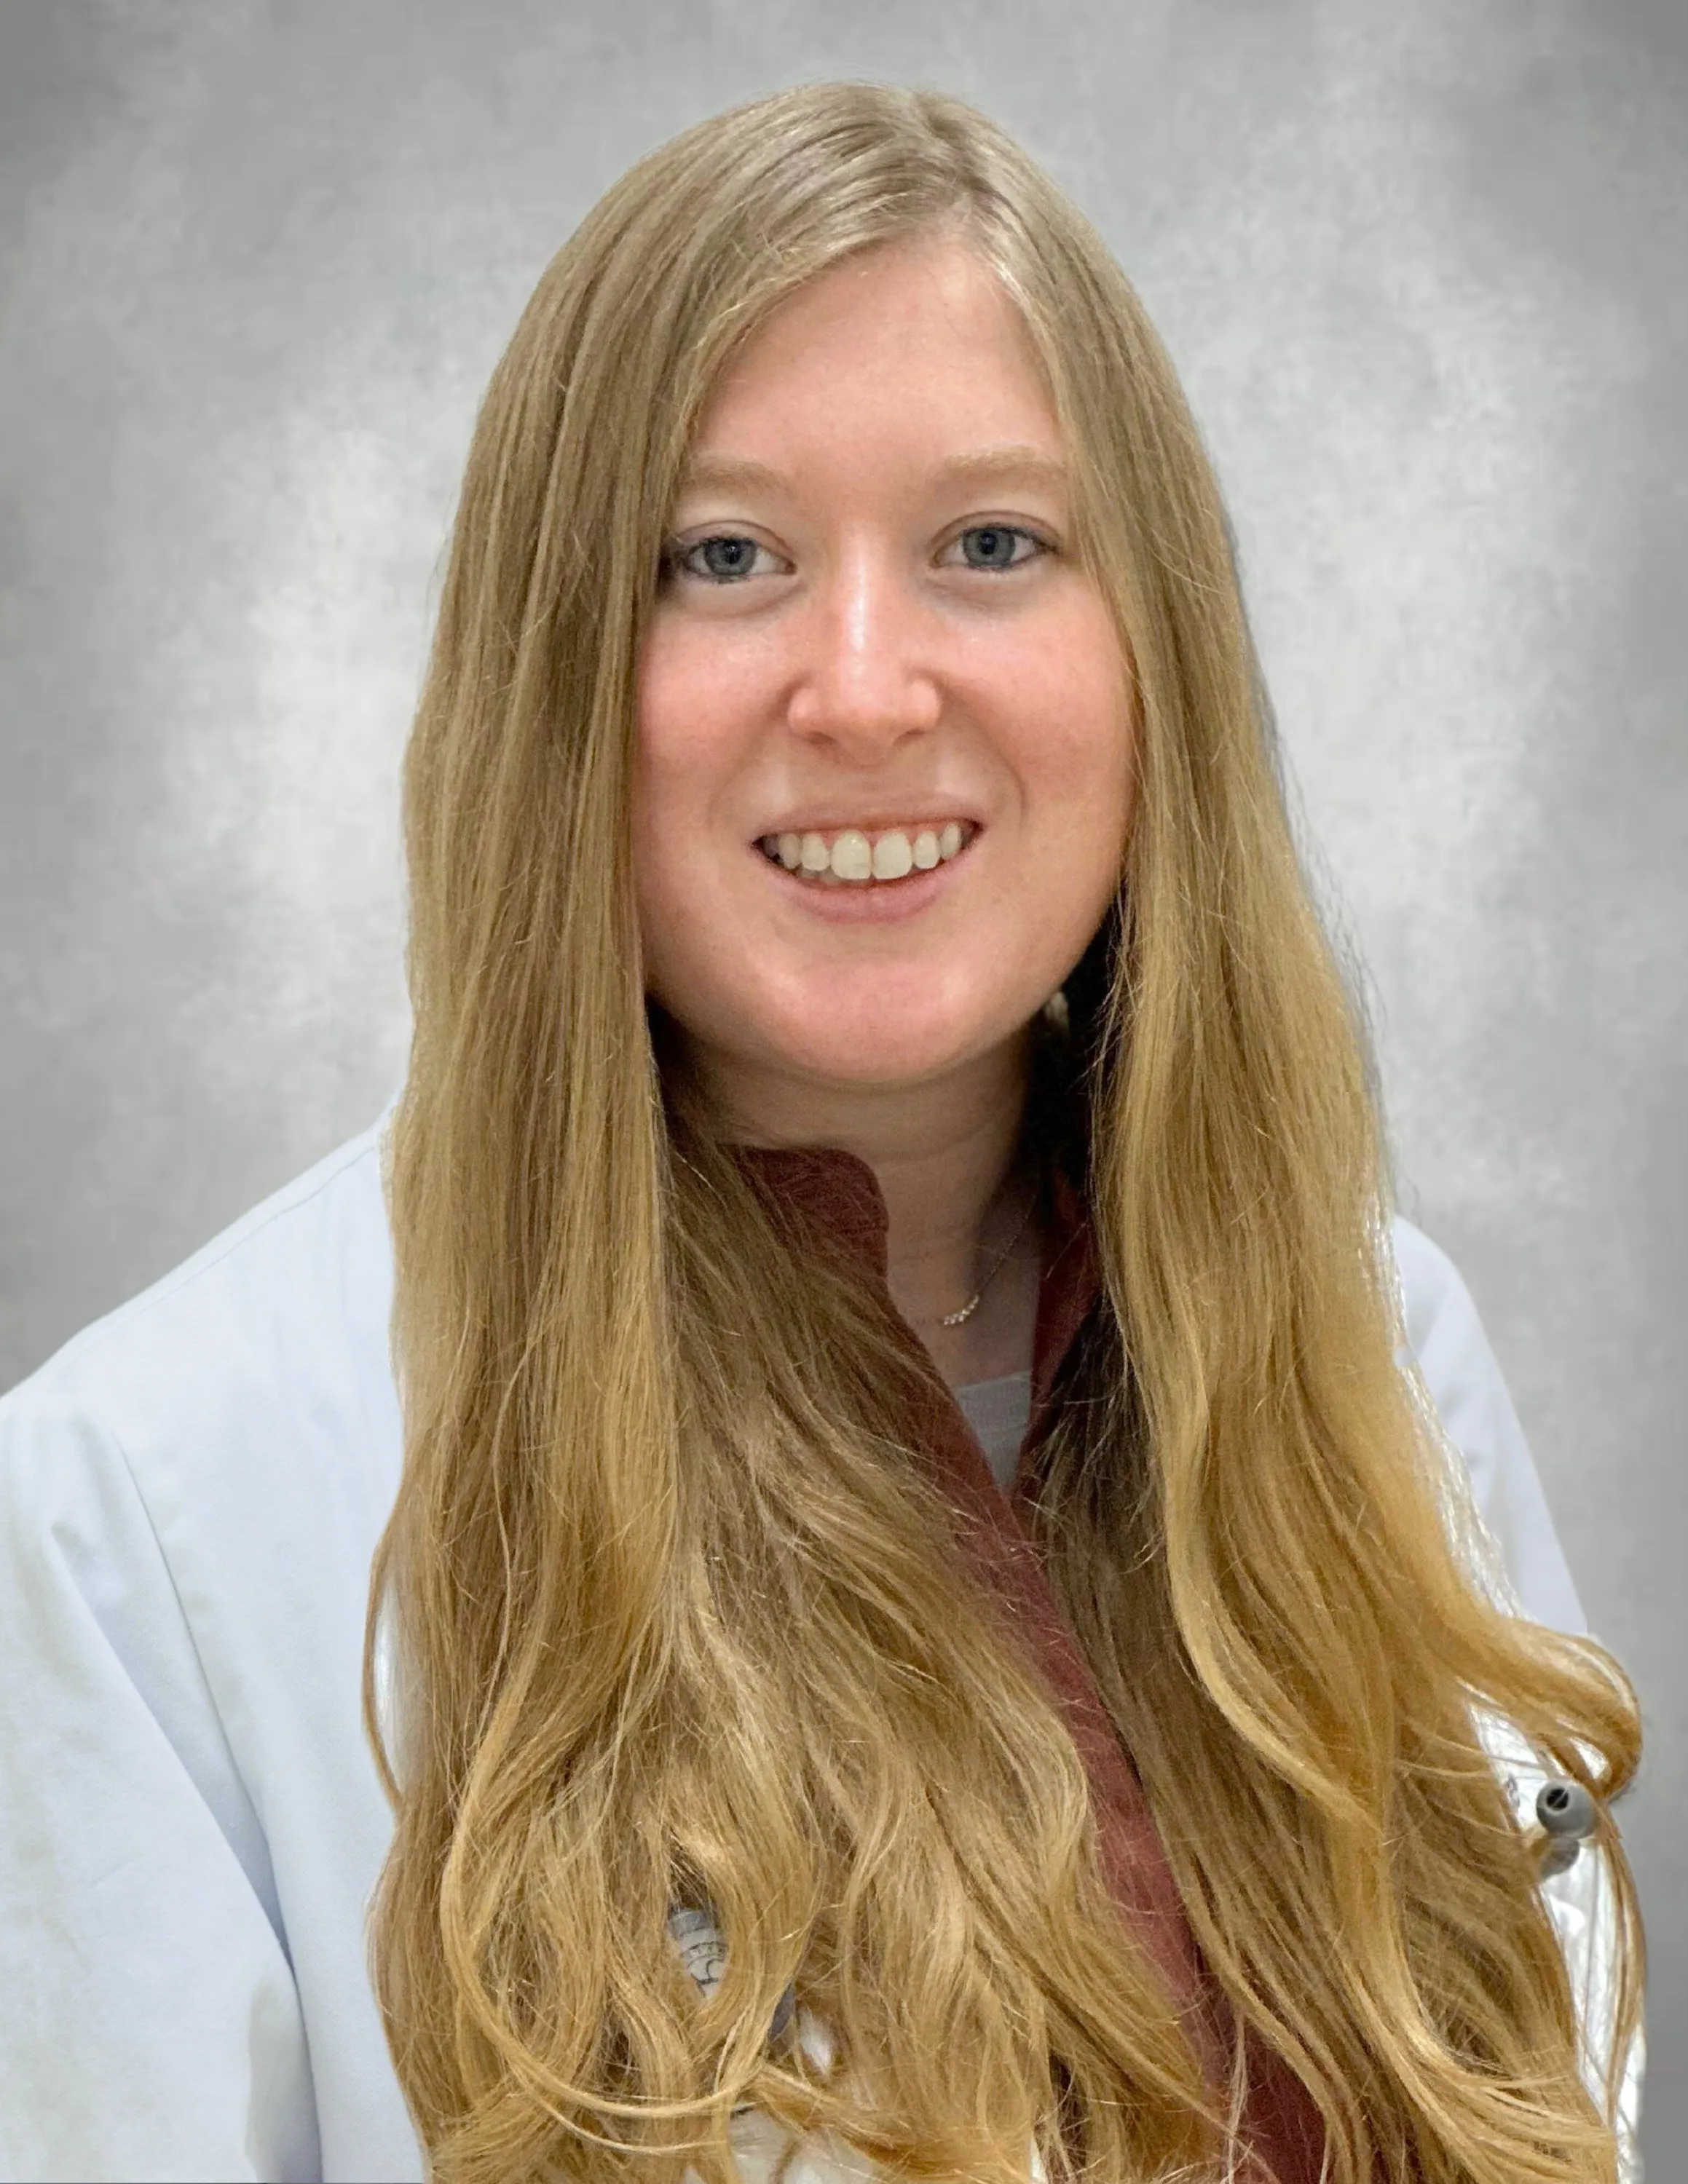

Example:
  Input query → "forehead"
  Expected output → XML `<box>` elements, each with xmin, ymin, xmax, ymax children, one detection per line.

<box><xmin>683</xmin><ymin>232</ymin><xmax>1063</xmax><ymax>474</ymax></box>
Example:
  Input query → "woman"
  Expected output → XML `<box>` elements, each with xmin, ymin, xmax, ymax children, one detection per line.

<box><xmin>0</xmin><ymin>83</ymin><xmax>1642</xmax><ymax>2184</ymax></box>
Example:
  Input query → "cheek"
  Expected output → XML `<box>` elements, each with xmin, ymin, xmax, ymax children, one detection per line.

<box><xmin>634</xmin><ymin>614</ymin><xmax>770</xmax><ymax>810</ymax></box>
<box><xmin>634</xmin><ymin>624</ymin><xmax>701</xmax><ymax>809</ymax></box>
<box><xmin>634</xmin><ymin>630</ymin><xmax>722</xmax><ymax>847</ymax></box>
<box><xmin>630</xmin><ymin>625</ymin><xmax>760</xmax><ymax>982</ymax></box>
<box><xmin>1003</xmin><ymin>612</ymin><xmax>1136</xmax><ymax>850</ymax></box>
<box><xmin>630</xmin><ymin>646</ymin><xmax>694</xmax><ymax>957</ymax></box>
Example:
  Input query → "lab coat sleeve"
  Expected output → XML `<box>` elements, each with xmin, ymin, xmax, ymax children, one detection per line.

<box><xmin>1392</xmin><ymin>1216</ymin><xmax>1588</xmax><ymax>1636</ymax></box>
<box><xmin>0</xmin><ymin>1378</ymin><xmax>320</xmax><ymax>2184</ymax></box>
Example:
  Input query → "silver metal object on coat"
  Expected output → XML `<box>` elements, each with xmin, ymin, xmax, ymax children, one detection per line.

<box><xmin>1535</xmin><ymin>1779</ymin><xmax>1600</xmax><ymax>1876</ymax></box>
<box><xmin>668</xmin><ymin>1905</ymin><xmax>797</xmax><ymax>2049</ymax></box>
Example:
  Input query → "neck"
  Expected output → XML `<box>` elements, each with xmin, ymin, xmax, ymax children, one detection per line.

<box><xmin>678</xmin><ymin>1023</ymin><xmax>1041</xmax><ymax>1377</ymax></box>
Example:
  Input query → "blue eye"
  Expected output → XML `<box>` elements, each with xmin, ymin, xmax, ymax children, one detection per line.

<box><xmin>669</xmin><ymin>534</ymin><xmax>770</xmax><ymax>583</ymax></box>
<box><xmin>953</xmin><ymin>525</ymin><xmax>1044</xmax><ymax>571</ymax></box>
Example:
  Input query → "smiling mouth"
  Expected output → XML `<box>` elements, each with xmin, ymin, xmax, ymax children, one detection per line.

<box><xmin>756</xmin><ymin>821</ymin><xmax>978</xmax><ymax>885</ymax></box>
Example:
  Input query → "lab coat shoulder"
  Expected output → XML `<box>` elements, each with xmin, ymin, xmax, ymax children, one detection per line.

<box><xmin>2</xmin><ymin>1119</ymin><xmax>403</xmax><ymax>1625</ymax></box>
<box><xmin>0</xmin><ymin>1116</ymin><xmax>403</xmax><ymax>1851</ymax></box>
<box><xmin>1389</xmin><ymin>1213</ymin><xmax>1587</xmax><ymax>1637</ymax></box>
<box><xmin>0</xmin><ymin>1120</ymin><xmax>416</xmax><ymax>2184</ymax></box>
<box><xmin>7</xmin><ymin>1117</ymin><xmax>398</xmax><ymax>1492</ymax></box>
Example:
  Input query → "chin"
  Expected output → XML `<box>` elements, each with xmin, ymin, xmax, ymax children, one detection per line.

<box><xmin>762</xmin><ymin>1002</ymin><xmax>1022</xmax><ymax>1089</ymax></box>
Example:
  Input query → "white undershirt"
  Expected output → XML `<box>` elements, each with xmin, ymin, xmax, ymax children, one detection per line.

<box><xmin>953</xmin><ymin>1369</ymin><xmax>1035</xmax><ymax>1489</ymax></box>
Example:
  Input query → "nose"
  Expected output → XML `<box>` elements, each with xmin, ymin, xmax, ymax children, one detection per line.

<box><xmin>784</xmin><ymin>545</ymin><xmax>942</xmax><ymax>759</ymax></box>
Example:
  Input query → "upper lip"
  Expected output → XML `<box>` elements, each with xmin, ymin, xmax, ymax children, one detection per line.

<box><xmin>750</xmin><ymin>812</ymin><xmax>980</xmax><ymax>838</ymax></box>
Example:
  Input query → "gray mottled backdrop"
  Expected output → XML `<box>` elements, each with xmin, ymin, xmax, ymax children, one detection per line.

<box><xmin>2</xmin><ymin>0</ymin><xmax>1682</xmax><ymax>2164</ymax></box>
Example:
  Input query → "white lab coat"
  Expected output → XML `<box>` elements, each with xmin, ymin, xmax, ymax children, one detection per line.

<box><xmin>0</xmin><ymin>1115</ymin><xmax>1638</xmax><ymax>2182</ymax></box>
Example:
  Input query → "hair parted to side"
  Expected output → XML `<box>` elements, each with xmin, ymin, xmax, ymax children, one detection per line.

<box><xmin>366</xmin><ymin>81</ymin><xmax>1643</xmax><ymax>2184</ymax></box>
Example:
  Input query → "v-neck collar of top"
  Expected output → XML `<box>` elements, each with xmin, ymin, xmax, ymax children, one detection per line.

<box><xmin>732</xmin><ymin>1141</ymin><xmax>1100</xmax><ymax>1511</ymax></box>
<box><xmin>731</xmin><ymin>1142</ymin><xmax>1330</xmax><ymax>2183</ymax></box>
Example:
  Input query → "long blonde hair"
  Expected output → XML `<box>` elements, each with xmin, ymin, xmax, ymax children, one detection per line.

<box><xmin>367</xmin><ymin>82</ymin><xmax>1643</xmax><ymax>2183</ymax></box>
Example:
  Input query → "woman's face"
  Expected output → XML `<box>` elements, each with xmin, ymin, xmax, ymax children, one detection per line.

<box><xmin>633</xmin><ymin>230</ymin><xmax>1135</xmax><ymax>1100</ymax></box>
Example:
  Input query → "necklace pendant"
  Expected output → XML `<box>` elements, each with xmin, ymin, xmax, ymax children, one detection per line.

<box><xmin>932</xmin><ymin>1179</ymin><xmax>1038</xmax><ymax>1332</ymax></box>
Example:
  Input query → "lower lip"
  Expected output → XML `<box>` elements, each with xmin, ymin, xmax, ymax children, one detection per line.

<box><xmin>751</xmin><ymin>837</ymin><xmax>977</xmax><ymax>923</ymax></box>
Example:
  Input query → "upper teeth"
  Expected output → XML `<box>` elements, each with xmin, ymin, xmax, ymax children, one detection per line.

<box><xmin>761</xmin><ymin>823</ymin><xmax>970</xmax><ymax>882</ymax></box>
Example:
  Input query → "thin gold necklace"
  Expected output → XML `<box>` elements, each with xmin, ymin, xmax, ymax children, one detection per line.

<box><xmin>938</xmin><ymin>1181</ymin><xmax>1040</xmax><ymax>1328</ymax></box>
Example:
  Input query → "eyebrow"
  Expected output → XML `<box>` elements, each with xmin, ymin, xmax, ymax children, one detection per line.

<box><xmin>675</xmin><ymin>443</ymin><xmax>1070</xmax><ymax>498</ymax></box>
<box><xmin>934</xmin><ymin>446</ymin><xmax>1069</xmax><ymax>492</ymax></box>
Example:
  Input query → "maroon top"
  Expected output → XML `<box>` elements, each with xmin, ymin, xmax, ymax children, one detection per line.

<box><xmin>738</xmin><ymin>1144</ymin><xmax>1330</xmax><ymax>2184</ymax></box>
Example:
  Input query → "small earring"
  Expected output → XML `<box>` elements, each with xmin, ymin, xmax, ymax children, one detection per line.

<box><xmin>1040</xmin><ymin>988</ymin><xmax>1070</xmax><ymax>1034</ymax></box>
